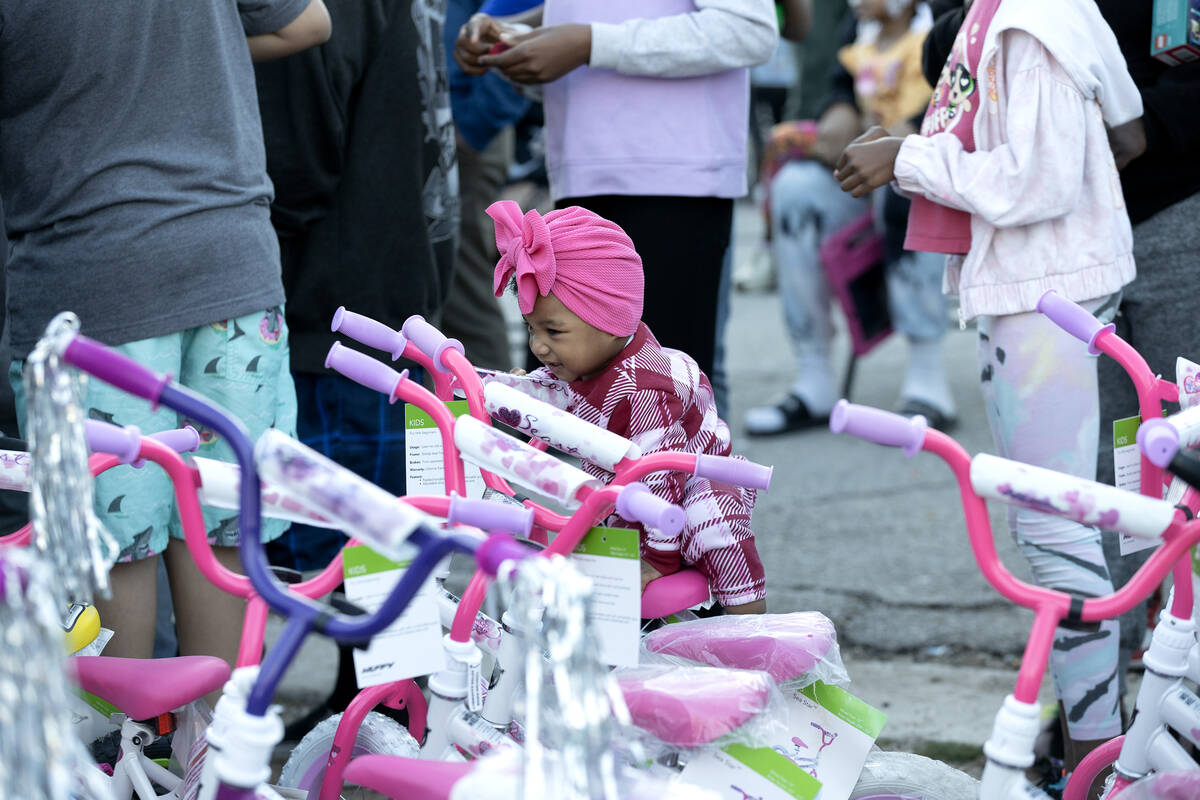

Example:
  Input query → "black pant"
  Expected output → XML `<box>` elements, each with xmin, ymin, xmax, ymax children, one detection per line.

<box><xmin>554</xmin><ymin>195</ymin><xmax>733</xmax><ymax>379</ymax></box>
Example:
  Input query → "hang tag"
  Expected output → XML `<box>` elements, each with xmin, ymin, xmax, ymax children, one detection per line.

<box><xmin>1114</xmin><ymin>415</ymin><xmax>1157</xmax><ymax>556</ymax></box>
<box><xmin>405</xmin><ymin>400</ymin><xmax>486</xmax><ymax>498</ymax></box>
<box><xmin>343</xmin><ymin>545</ymin><xmax>447</xmax><ymax>687</ymax></box>
<box><xmin>466</xmin><ymin>656</ymin><xmax>485</xmax><ymax>713</ymax></box>
<box><xmin>766</xmin><ymin>682</ymin><xmax>888</xmax><ymax>800</ymax></box>
<box><xmin>679</xmin><ymin>743</ymin><xmax>821</xmax><ymax>800</ymax></box>
<box><xmin>568</xmin><ymin>526</ymin><xmax>640</xmax><ymax>667</ymax></box>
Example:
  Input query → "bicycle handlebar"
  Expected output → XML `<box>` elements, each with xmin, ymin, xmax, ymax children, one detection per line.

<box><xmin>63</xmin><ymin>334</ymin><xmax>170</xmax><ymax>404</ymax></box>
<box><xmin>694</xmin><ymin>454</ymin><xmax>774</xmax><ymax>490</ymax></box>
<box><xmin>615</xmin><ymin>481</ymin><xmax>685</xmax><ymax>535</ymax></box>
<box><xmin>331</xmin><ymin>307</ymin><xmax>408</xmax><ymax>361</ymax></box>
<box><xmin>1036</xmin><ymin>290</ymin><xmax>1115</xmax><ymax>355</ymax></box>
<box><xmin>970</xmin><ymin>452</ymin><xmax>1176</xmax><ymax>541</ymax></box>
<box><xmin>830</xmin><ymin>400</ymin><xmax>927</xmax><ymax>457</ymax></box>
<box><xmin>325</xmin><ymin>341</ymin><xmax>407</xmax><ymax>401</ymax></box>
<box><xmin>401</xmin><ymin>315</ymin><xmax>465</xmax><ymax>373</ymax></box>
<box><xmin>446</xmin><ymin>493</ymin><xmax>533</xmax><ymax>537</ymax></box>
<box><xmin>1138</xmin><ymin>405</ymin><xmax>1200</xmax><ymax>468</ymax></box>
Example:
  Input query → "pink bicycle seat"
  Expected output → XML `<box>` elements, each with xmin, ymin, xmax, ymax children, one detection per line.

<box><xmin>641</xmin><ymin>568</ymin><xmax>709</xmax><ymax>619</ymax></box>
<box><xmin>344</xmin><ymin>754</ymin><xmax>473</xmax><ymax>798</ymax></box>
<box><xmin>70</xmin><ymin>656</ymin><xmax>230</xmax><ymax>721</ymax></box>
<box><xmin>618</xmin><ymin>666</ymin><xmax>774</xmax><ymax>748</ymax></box>
<box><xmin>643</xmin><ymin>611</ymin><xmax>838</xmax><ymax>683</ymax></box>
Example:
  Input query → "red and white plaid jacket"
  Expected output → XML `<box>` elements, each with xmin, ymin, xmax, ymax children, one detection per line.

<box><xmin>493</xmin><ymin>323</ymin><xmax>765</xmax><ymax>606</ymax></box>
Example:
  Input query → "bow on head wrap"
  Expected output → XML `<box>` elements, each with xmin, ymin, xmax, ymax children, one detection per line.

<box><xmin>488</xmin><ymin>200</ymin><xmax>644</xmax><ymax>337</ymax></box>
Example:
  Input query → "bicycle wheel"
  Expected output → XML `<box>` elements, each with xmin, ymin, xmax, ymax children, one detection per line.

<box><xmin>850</xmin><ymin>750</ymin><xmax>980</xmax><ymax>800</ymax></box>
<box><xmin>278</xmin><ymin>711</ymin><xmax>419</xmax><ymax>799</ymax></box>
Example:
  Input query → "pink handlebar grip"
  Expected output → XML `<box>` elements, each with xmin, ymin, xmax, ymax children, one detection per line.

<box><xmin>694</xmin><ymin>454</ymin><xmax>773</xmax><ymax>490</ymax></box>
<box><xmin>84</xmin><ymin>420</ymin><xmax>142</xmax><ymax>464</ymax></box>
<box><xmin>331</xmin><ymin>307</ymin><xmax>408</xmax><ymax>361</ymax></box>
<box><xmin>830</xmin><ymin>400</ymin><xmax>927</xmax><ymax>457</ymax></box>
<box><xmin>476</xmin><ymin>533</ymin><xmax>535</xmax><ymax>577</ymax></box>
<box><xmin>63</xmin><ymin>335</ymin><xmax>171</xmax><ymax>404</ymax></box>
<box><xmin>616</xmin><ymin>482</ymin><xmax>685</xmax><ymax>535</ymax></box>
<box><xmin>1036</xmin><ymin>290</ymin><xmax>1115</xmax><ymax>355</ymax></box>
<box><xmin>148</xmin><ymin>426</ymin><xmax>201</xmax><ymax>455</ymax></box>
<box><xmin>1137</xmin><ymin>419</ymin><xmax>1179</xmax><ymax>469</ymax></box>
<box><xmin>447</xmin><ymin>493</ymin><xmax>534</xmax><ymax>536</ymax></box>
<box><xmin>325</xmin><ymin>342</ymin><xmax>408</xmax><ymax>402</ymax></box>
<box><xmin>400</xmin><ymin>315</ymin><xmax>464</xmax><ymax>373</ymax></box>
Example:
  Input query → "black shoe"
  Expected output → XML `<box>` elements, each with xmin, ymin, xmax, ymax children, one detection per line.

<box><xmin>897</xmin><ymin>398</ymin><xmax>957</xmax><ymax>432</ymax></box>
<box><xmin>744</xmin><ymin>394</ymin><xmax>829</xmax><ymax>436</ymax></box>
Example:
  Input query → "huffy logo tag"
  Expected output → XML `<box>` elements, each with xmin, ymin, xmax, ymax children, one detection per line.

<box><xmin>363</xmin><ymin>662</ymin><xmax>394</xmax><ymax>674</ymax></box>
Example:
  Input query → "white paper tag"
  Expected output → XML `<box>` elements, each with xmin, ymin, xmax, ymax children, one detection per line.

<box><xmin>1113</xmin><ymin>415</ymin><xmax>1157</xmax><ymax>556</ymax></box>
<box><xmin>466</xmin><ymin>657</ymin><xmax>485</xmax><ymax>713</ymax></box>
<box><xmin>75</xmin><ymin>627</ymin><xmax>114</xmax><ymax>657</ymax></box>
<box><xmin>405</xmin><ymin>400</ymin><xmax>486</xmax><ymax>498</ymax></box>
<box><xmin>679</xmin><ymin>743</ymin><xmax>821</xmax><ymax>800</ymax></box>
<box><xmin>343</xmin><ymin>545</ymin><xmax>447</xmax><ymax>687</ymax></box>
<box><xmin>570</xmin><ymin>527</ymin><xmax>640</xmax><ymax>667</ymax></box>
<box><xmin>762</xmin><ymin>682</ymin><xmax>888</xmax><ymax>800</ymax></box>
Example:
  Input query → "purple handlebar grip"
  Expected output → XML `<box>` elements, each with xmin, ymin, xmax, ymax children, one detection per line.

<box><xmin>85</xmin><ymin>420</ymin><xmax>142</xmax><ymax>464</ymax></box>
<box><xmin>829</xmin><ymin>399</ymin><xmax>927</xmax><ymax>457</ymax></box>
<box><xmin>1036</xmin><ymin>290</ymin><xmax>1115</xmax><ymax>355</ymax></box>
<box><xmin>476</xmin><ymin>533</ymin><xmax>535</xmax><ymax>577</ymax></box>
<box><xmin>331</xmin><ymin>307</ymin><xmax>407</xmax><ymax>361</ymax></box>
<box><xmin>616</xmin><ymin>482</ymin><xmax>685</xmax><ymax>535</ymax></box>
<box><xmin>1137</xmin><ymin>418</ymin><xmax>1180</xmax><ymax>469</ymax></box>
<box><xmin>63</xmin><ymin>335</ymin><xmax>170</xmax><ymax>404</ymax></box>
<box><xmin>401</xmin><ymin>315</ymin><xmax>465</xmax><ymax>373</ymax></box>
<box><xmin>447</xmin><ymin>493</ymin><xmax>534</xmax><ymax>536</ymax></box>
<box><xmin>694</xmin><ymin>454</ymin><xmax>773</xmax><ymax>490</ymax></box>
<box><xmin>148</xmin><ymin>426</ymin><xmax>201</xmax><ymax>455</ymax></box>
<box><xmin>325</xmin><ymin>342</ymin><xmax>407</xmax><ymax>402</ymax></box>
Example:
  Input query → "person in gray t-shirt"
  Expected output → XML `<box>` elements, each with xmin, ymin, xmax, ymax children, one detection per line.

<box><xmin>0</xmin><ymin>0</ymin><xmax>328</xmax><ymax>683</ymax></box>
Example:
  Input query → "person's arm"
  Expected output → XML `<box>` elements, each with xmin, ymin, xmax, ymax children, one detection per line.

<box><xmin>839</xmin><ymin>31</ymin><xmax>1103</xmax><ymax>228</ymax></box>
<box><xmin>778</xmin><ymin>0</ymin><xmax>812</xmax><ymax>42</ymax></box>
<box><xmin>479</xmin><ymin>0</ymin><xmax>779</xmax><ymax>83</ymax></box>
<box><xmin>244</xmin><ymin>0</ymin><xmax>331</xmax><ymax>62</ymax></box>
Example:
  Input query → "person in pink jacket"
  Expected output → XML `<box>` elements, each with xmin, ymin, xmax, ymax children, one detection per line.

<box><xmin>832</xmin><ymin>0</ymin><xmax>1141</xmax><ymax>786</ymax></box>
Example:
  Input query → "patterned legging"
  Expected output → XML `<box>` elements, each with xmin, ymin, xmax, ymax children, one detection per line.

<box><xmin>978</xmin><ymin>304</ymin><xmax>1121</xmax><ymax>740</ymax></box>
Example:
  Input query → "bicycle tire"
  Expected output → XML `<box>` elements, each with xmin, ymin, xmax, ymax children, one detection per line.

<box><xmin>850</xmin><ymin>750</ymin><xmax>980</xmax><ymax>800</ymax></box>
<box><xmin>278</xmin><ymin>710</ymin><xmax>419</xmax><ymax>799</ymax></box>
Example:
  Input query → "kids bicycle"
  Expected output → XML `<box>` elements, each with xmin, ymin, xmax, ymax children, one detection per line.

<box><xmin>831</xmin><ymin>399</ymin><xmax>1200</xmax><ymax>799</ymax></box>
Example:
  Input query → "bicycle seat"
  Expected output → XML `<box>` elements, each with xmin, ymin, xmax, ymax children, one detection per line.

<box><xmin>641</xmin><ymin>568</ymin><xmax>710</xmax><ymax>619</ymax></box>
<box><xmin>70</xmin><ymin>656</ymin><xmax>230</xmax><ymax>721</ymax></box>
<box><xmin>345</xmin><ymin>755</ymin><xmax>473</xmax><ymax>799</ymax></box>
<box><xmin>617</xmin><ymin>666</ymin><xmax>774</xmax><ymax>748</ymax></box>
<box><xmin>643</xmin><ymin>611</ymin><xmax>839</xmax><ymax>684</ymax></box>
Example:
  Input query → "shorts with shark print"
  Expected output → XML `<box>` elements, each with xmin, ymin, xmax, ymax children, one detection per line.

<box><xmin>10</xmin><ymin>307</ymin><xmax>298</xmax><ymax>562</ymax></box>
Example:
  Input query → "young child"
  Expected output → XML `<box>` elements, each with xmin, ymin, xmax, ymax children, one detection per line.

<box><xmin>485</xmin><ymin>199</ymin><xmax>766</xmax><ymax>614</ymax></box>
<box><xmin>833</xmin><ymin>0</ymin><xmax>1141</xmax><ymax>784</ymax></box>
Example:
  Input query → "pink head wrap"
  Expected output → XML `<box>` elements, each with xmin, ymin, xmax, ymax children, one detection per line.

<box><xmin>487</xmin><ymin>200</ymin><xmax>643</xmax><ymax>337</ymax></box>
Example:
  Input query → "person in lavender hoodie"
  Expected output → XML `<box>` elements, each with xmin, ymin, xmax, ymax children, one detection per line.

<box><xmin>453</xmin><ymin>1</ymin><xmax>798</xmax><ymax>382</ymax></box>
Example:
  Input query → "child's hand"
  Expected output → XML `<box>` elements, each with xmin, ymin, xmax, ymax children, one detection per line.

<box><xmin>1107</xmin><ymin>117</ymin><xmax>1146</xmax><ymax>171</ymax></box>
<box><xmin>454</xmin><ymin>14</ymin><xmax>509</xmax><ymax>75</ymax></box>
<box><xmin>834</xmin><ymin>133</ymin><xmax>905</xmax><ymax>198</ymax></box>
<box><xmin>640</xmin><ymin>561</ymin><xmax>663</xmax><ymax>594</ymax></box>
<box><xmin>478</xmin><ymin>23</ymin><xmax>591</xmax><ymax>85</ymax></box>
<box><xmin>510</xmin><ymin>368</ymin><xmax>527</xmax><ymax>376</ymax></box>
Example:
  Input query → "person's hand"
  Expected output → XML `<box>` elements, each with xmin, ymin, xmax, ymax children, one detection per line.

<box><xmin>454</xmin><ymin>13</ymin><xmax>509</xmax><ymax>75</ymax></box>
<box><xmin>479</xmin><ymin>24</ymin><xmax>592</xmax><ymax>85</ymax></box>
<box><xmin>1108</xmin><ymin>117</ymin><xmax>1147</xmax><ymax>171</ymax></box>
<box><xmin>510</xmin><ymin>368</ymin><xmax>527</xmax><ymax>376</ymax></box>
<box><xmin>640</xmin><ymin>560</ymin><xmax>663</xmax><ymax>594</ymax></box>
<box><xmin>834</xmin><ymin>133</ymin><xmax>905</xmax><ymax>198</ymax></box>
<box><xmin>811</xmin><ymin>103</ymin><xmax>862</xmax><ymax>167</ymax></box>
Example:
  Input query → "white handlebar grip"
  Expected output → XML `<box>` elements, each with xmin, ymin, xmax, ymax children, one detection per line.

<box><xmin>254</xmin><ymin>430</ymin><xmax>429</xmax><ymax>560</ymax></box>
<box><xmin>452</xmin><ymin>416</ymin><xmax>602</xmax><ymax>507</ymax></box>
<box><xmin>193</xmin><ymin>456</ymin><xmax>340</xmax><ymax>529</ymax></box>
<box><xmin>483</xmin><ymin>382</ymin><xmax>640</xmax><ymax>471</ymax></box>
<box><xmin>970</xmin><ymin>453</ymin><xmax>1176</xmax><ymax>541</ymax></box>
